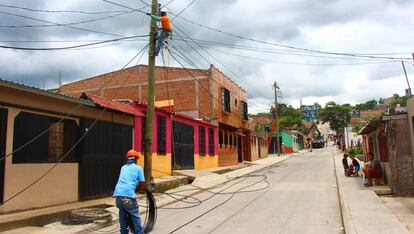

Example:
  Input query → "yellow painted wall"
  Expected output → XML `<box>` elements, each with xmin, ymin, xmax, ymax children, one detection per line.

<box><xmin>194</xmin><ymin>154</ymin><xmax>218</xmax><ymax>170</ymax></box>
<box><xmin>137</xmin><ymin>153</ymin><xmax>172</xmax><ymax>178</ymax></box>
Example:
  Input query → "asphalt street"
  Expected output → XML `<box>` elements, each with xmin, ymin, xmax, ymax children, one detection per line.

<box><xmin>109</xmin><ymin>147</ymin><xmax>344</xmax><ymax>234</ymax></box>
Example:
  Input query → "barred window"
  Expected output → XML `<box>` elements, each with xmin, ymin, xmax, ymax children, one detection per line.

<box><xmin>141</xmin><ymin>117</ymin><xmax>146</xmax><ymax>151</ymax></box>
<box><xmin>221</xmin><ymin>88</ymin><xmax>230</xmax><ymax>112</ymax></box>
<box><xmin>199</xmin><ymin>126</ymin><xmax>206</xmax><ymax>156</ymax></box>
<box><xmin>208</xmin><ymin>128</ymin><xmax>215</xmax><ymax>155</ymax></box>
<box><xmin>242</xmin><ymin>101</ymin><xmax>248</xmax><ymax>120</ymax></box>
<box><xmin>13</xmin><ymin>111</ymin><xmax>77</xmax><ymax>163</ymax></box>
<box><xmin>157</xmin><ymin>115</ymin><xmax>166</xmax><ymax>155</ymax></box>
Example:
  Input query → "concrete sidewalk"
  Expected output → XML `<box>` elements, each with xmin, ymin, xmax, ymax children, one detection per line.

<box><xmin>333</xmin><ymin>150</ymin><xmax>409</xmax><ymax>234</ymax></box>
<box><xmin>1</xmin><ymin>153</ymin><xmax>299</xmax><ymax>234</ymax></box>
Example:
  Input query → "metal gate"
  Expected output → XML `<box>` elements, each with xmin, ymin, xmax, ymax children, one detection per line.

<box><xmin>0</xmin><ymin>108</ymin><xmax>7</xmax><ymax>203</ymax></box>
<box><xmin>173</xmin><ymin>121</ymin><xmax>194</xmax><ymax>170</ymax></box>
<box><xmin>79</xmin><ymin>119</ymin><xmax>132</xmax><ymax>200</ymax></box>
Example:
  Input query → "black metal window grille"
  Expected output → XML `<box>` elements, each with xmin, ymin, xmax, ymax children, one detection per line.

<box><xmin>242</xmin><ymin>101</ymin><xmax>248</xmax><ymax>120</ymax></box>
<box><xmin>208</xmin><ymin>128</ymin><xmax>215</xmax><ymax>155</ymax></box>
<box><xmin>199</xmin><ymin>126</ymin><xmax>206</xmax><ymax>156</ymax></box>
<box><xmin>157</xmin><ymin>115</ymin><xmax>166</xmax><ymax>155</ymax></box>
<box><xmin>13</xmin><ymin>111</ymin><xmax>77</xmax><ymax>163</ymax></box>
<box><xmin>221</xmin><ymin>88</ymin><xmax>230</xmax><ymax>112</ymax></box>
<box><xmin>219</xmin><ymin>130</ymin><xmax>223</xmax><ymax>147</ymax></box>
<box><xmin>141</xmin><ymin>117</ymin><xmax>146</xmax><ymax>151</ymax></box>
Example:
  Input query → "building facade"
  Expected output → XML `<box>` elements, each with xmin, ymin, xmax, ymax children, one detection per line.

<box><xmin>0</xmin><ymin>80</ymin><xmax>138</xmax><ymax>212</ymax></box>
<box><xmin>59</xmin><ymin>64</ymin><xmax>252</xmax><ymax>167</ymax></box>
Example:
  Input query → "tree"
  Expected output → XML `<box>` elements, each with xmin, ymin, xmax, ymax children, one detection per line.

<box><xmin>277</xmin><ymin>104</ymin><xmax>304</xmax><ymax>131</ymax></box>
<box><xmin>318</xmin><ymin>102</ymin><xmax>352</xmax><ymax>133</ymax></box>
<box><xmin>355</xmin><ymin>99</ymin><xmax>378</xmax><ymax>110</ymax></box>
<box><xmin>390</xmin><ymin>94</ymin><xmax>408</xmax><ymax>107</ymax></box>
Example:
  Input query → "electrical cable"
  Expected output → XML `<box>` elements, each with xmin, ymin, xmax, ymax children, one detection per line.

<box><xmin>171</xmin><ymin>24</ymin><xmax>273</xmax><ymax>102</ymax></box>
<box><xmin>166</xmin><ymin>41</ymin><xmax>264</xmax><ymax>113</ymax></box>
<box><xmin>171</xmin><ymin>15</ymin><xmax>412</xmax><ymax>60</ymax></box>
<box><xmin>0</xmin><ymin>10</ymin><xmax>137</xmax><ymax>28</ymax></box>
<box><xmin>208</xmin><ymin>47</ymin><xmax>402</xmax><ymax>66</ymax></box>
<box><xmin>94</xmin><ymin>0</ymin><xmax>413</xmax><ymax>60</ymax></box>
<box><xmin>0</xmin><ymin>45</ymin><xmax>148</xmax><ymax>205</ymax></box>
<box><xmin>0</xmin><ymin>10</ymin><xmax>127</xmax><ymax>37</ymax></box>
<box><xmin>171</xmin><ymin>0</ymin><xmax>197</xmax><ymax>21</ymax></box>
<box><xmin>174</xmin><ymin>37</ymin><xmax>405</xmax><ymax>62</ymax></box>
<box><xmin>0</xmin><ymin>43</ymin><xmax>148</xmax><ymax>163</ymax></box>
<box><xmin>0</xmin><ymin>4</ymin><xmax>130</xmax><ymax>15</ymax></box>
<box><xmin>0</xmin><ymin>35</ymin><xmax>148</xmax><ymax>50</ymax></box>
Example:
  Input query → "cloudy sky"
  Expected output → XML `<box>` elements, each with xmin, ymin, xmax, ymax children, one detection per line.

<box><xmin>0</xmin><ymin>0</ymin><xmax>413</xmax><ymax>113</ymax></box>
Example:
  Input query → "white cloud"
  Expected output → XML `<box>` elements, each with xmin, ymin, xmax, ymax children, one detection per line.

<box><xmin>0</xmin><ymin>0</ymin><xmax>413</xmax><ymax>114</ymax></box>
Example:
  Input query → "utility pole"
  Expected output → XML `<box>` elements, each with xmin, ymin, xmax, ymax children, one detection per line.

<box><xmin>401</xmin><ymin>61</ymin><xmax>412</xmax><ymax>97</ymax></box>
<box><xmin>144</xmin><ymin>0</ymin><xmax>158</xmax><ymax>188</ymax></box>
<box><xmin>273</xmin><ymin>81</ymin><xmax>280</xmax><ymax>156</ymax></box>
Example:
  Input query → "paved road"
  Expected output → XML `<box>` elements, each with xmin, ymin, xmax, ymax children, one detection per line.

<box><xmin>109</xmin><ymin>147</ymin><xmax>343</xmax><ymax>234</ymax></box>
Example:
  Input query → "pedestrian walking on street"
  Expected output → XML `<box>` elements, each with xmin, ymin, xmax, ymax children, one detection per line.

<box><xmin>113</xmin><ymin>150</ymin><xmax>146</xmax><ymax>234</ymax></box>
<box><xmin>280</xmin><ymin>143</ymin><xmax>286</xmax><ymax>155</ymax></box>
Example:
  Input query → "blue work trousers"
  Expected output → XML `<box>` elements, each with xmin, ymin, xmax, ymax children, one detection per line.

<box><xmin>155</xmin><ymin>30</ymin><xmax>170</xmax><ymax>56</ymax></box>
<box><xmin>115</xmin><ymin>196</ymin><xmax>144</xmax><ymax>234</ymax></box>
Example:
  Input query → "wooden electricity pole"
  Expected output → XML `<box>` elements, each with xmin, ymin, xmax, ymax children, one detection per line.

<box><xmin>144</xmin><ymin>0</ymin><xmax>158</xmax><ymax>187</ymax></box>
<box><xmin>273</xmin><ymin>82</ymin><xmax>280</xmax><ymax>155</ymax></box>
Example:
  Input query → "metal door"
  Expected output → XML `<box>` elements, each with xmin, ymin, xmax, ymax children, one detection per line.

<box><xmin>172</xmin><ymin>121</ymin><xmax>194</xmax><ymax>170</ymax></box>
<box><xmin>0</xmin><ymin>108</ymin><xmax>7</xmax><ymax>203</ymax></box>
<box><xmin>78</xmin><ymin>119</ymin><xmax>132</xmax><ymax>200</ymax></box>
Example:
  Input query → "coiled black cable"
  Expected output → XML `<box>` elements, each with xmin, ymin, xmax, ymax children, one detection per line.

<box><xmin>126</xmin><ymin>189</ymin><xmax>157</xmax><ymax>233</ymax></box>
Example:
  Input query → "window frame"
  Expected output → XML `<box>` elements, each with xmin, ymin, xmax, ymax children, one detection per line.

<box><xmin>208</xmin><ymin>128</ymin><xmax>215</xmax><ymax>156</ymax></box>
<box><xmin>199</xmin><ymin>126</ymin><xmax>206</xmax><ymax>156</ymax></box>
<box><xmin>242</xmin><ymin>101</ymin><xmax>248</xmax><ymax>120</ymax></box>
<box><xmin>221</xmin><ymin>88</ymin><xmax>231</xmax><ymax>113</ymax></box>
<box><xmin>12</xmin><ymin>111</ymin><xmax>78</xmax><ymax>164</ymax></box>
<box><xmin>157</xmin><ymin>115</ymin><xmax>166</xmax><ymax>155</ymax></box>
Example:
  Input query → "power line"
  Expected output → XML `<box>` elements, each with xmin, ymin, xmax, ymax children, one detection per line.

<box><xmin>166</xmin><ymin>43</ymin><xmax>264</xmax><ymax>115</ymax></box>
<box><xmin>171</xmin><ymin>25</ymin><xmax>268</xmax><ymax>107</ymax></box>
<box><xmin>0</xmin><ymin>44</ymin><xmax>148</xmax><ymax>163</ymax></box>
<box><xmin>96</xmin><ymin>0</ymin><xmax>412</xmax><ymax>60</ymax></box>
<box><xmin>0</xmin><ymin>10</ymin><xmax>137</xmax><ymax>28</ymax></box>
<box><xmin>1</xmin><ymin>45</ymin><xmax>148</xmax><ymax>205</ymax></box>
<box><xmin>0</xmin><ymin>10</ymin><xmax>126</xmax><ymax>37</ymax></box>
<box><xmin>0</xmin><ymin>35</ymin><xmax>148</xmax><ymax>50</ymax></box>
<box><xmin>171</xmin><ymin>0</ymin><xmax>197</xmax><ymax>21</ymax></box>
<box><xmin>170</xmin><ymin>15</ymin><xmax>412</xmax><ymax>61</ymax></box>
<box><xmin>0</xmin><ymin>4</ymin><xmax>130</xmax><ymax>14</ymax></box>
<box><xmin>208</xmin><ymin>47</ymin><xmax>402</xmax><ymax>66</ymax></box>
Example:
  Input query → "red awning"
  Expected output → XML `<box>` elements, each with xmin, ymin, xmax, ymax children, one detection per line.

<box><xmin>83</xmin><ymin>93</ymin><xmax>144</xmax><ymax>116</ymax></box>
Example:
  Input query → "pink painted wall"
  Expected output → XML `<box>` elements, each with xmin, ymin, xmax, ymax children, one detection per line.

<box><xmin>131</xmin><ymin>102</ymin><xmax>218</xmax><ymax>156</ymax></box>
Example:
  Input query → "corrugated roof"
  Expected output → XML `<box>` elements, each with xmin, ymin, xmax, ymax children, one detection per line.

<box><xmin>82</xmin><ymin>93</ymin><xmax>144</xmax><ymax>116</ymax></box>
<box><xmin>0</xmin><ymin>78</ymin><xmax>94</xmax><ymax>106</ymax></box>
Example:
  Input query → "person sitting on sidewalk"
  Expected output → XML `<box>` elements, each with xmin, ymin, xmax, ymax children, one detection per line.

<box><xmin>350</xmin><ymin>155</ymin><xmax>360</xmax><ymax>176</ymax></box>
<box><xmin>362</xmin><ymin>153</ymin><xmax>383</xmax><ymax>187</ymax></box>
<box><xmin>342</xmin><ymin>153</ymin><xmax>350</xmax><ymax>176</ymax></box>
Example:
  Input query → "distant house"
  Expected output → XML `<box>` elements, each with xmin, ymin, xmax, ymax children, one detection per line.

<box><xmin>300</xmin><ymin>104</ymin><xmax>318</xmax><ymax>122</ymax></box>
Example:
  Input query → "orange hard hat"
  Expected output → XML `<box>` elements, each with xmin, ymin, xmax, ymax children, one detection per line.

<box><xmin>126</xmin><ymin>149</ymin><xmax>140</xmax><ymax>158</ymax></box>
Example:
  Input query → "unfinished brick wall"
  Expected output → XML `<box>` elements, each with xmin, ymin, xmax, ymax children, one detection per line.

<box><xmin>387</xmin><ymin>118</ymin><xmax>414</xmax><ymax>196</ymax></box>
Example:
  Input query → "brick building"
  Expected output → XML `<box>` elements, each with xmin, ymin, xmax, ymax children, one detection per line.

<box><xmin>59</xmin><ymin>64</ymin><xmax>251</xmax><ymax>167</ymax></box>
